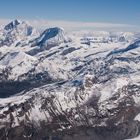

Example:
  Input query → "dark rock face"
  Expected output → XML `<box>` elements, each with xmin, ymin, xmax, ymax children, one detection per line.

<box><xmin>0</xmin><ymin>84</ymin><xmax>140</xmax><ymax>140</ymax></box>
<box><xmin>0</xmin><ymin>70</ymin><xmax>52</xmax><ymax>98</ymax></box>
<box><xmin>4</xmin><ymin>19</ymin><xmax>20</xmax><ymax>31</ymax></box>
<box><xmin>0</xmin><ymin>81</ymin><xmax>31</xmax><ymax>98</ymax></box>
<box><xmin>0</xmin><ymin>122</ymin><xmax>140</xmax><ymax>140</ymax></box>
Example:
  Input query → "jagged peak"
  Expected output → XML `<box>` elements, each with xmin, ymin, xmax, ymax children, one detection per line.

<box><xmin>4</xmin><ymin>19</ymin><xmax>21</xmax><ymax>30</ymax></box>
<box><xmin>4</xmin><ymin>19</ymin><xmax>33</xmax><ymax>31</ymax></box>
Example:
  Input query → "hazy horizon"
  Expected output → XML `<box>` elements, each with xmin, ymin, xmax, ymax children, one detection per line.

<box><xmin>0</xmin><ymin>0</ymin><xmax>140</xmax><ymax>31</ymax></box>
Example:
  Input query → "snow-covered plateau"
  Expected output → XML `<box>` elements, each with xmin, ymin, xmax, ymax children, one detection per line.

<box><xmin>0</xmin><ymin>20</ymin><xmax>140</xmax><ymax>140</ymax></box>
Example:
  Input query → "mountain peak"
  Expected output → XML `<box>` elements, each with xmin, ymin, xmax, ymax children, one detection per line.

<box><xmin>4</xmin><ymin>19</ymin><xmax>21</xmax><ymax>30</ymax></box>
<box><xmin>33</xmin><ymin>27</ymin><xmax>66</xmax><ymax>48</ymax></box>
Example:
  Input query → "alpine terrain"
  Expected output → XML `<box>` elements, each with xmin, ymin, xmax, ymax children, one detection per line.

<box><xmin>0</xmin><ymin>20</ymin><xmax>140</xmax><ymax>140</ymax></box>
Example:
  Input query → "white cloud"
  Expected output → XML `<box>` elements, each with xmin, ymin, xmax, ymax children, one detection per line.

<box><xmin>30</xmin><ymin>19</ymin><xmax>137</xmax><ymax>31</ymax></box>
<box><xmin>0</xmin><ymin>19</ymin><xmax>139</xmax><ymax>32</ymax></box>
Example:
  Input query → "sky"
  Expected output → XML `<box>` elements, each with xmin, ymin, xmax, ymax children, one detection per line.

<box><xmin>0</xmin><ymin>0</ymin><xmax>140</xmax><ymax>31</ymax></box>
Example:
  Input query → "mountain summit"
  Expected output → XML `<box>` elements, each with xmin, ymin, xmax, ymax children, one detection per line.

<box><xmin>0</xmin><ymin>19</ymin><xmax>39</xmax><ymax>47</ymax></box>
<box><xmin>4</xmin><ymin>19</ymin><xmax>21</xmax><ymax>30</ymax></box>
<box><xmin>30</xmin><ymin>27</ymin><xmax>69</xmax><ymax>49</ymax></box>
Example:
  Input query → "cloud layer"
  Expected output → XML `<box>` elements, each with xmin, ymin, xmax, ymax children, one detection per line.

<box><xmin>0</xmin><ymin>19</ymin><xmax>139</xmax><ymax>32</ymax></box>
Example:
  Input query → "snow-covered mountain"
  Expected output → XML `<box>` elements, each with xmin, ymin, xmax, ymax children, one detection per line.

<box><xmin>0</xmin><ymin>20</ymin><xmax>140</xmax><ymax>140</ymax></box>
<box><xmin>0</xmin><ymin>19</ymin><xmax>39</xmax><ymax>49</ymax></box>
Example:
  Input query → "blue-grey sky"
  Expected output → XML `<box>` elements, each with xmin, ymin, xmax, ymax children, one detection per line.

<box><xmin>0</xmin><ymin>0</ymin><xmax>140</xmax><ymax>31</ymax></box>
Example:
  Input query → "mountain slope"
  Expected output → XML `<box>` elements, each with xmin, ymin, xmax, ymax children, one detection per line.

<box><xmin>0</xmin><ymin>20</ymin><xmax>140</xmax><ymax>140</ymax></box>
